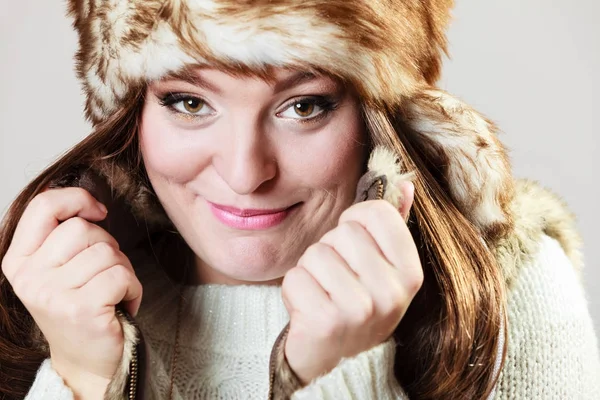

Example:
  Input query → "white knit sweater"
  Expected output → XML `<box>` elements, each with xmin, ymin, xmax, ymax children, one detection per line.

<box><xmin>25</xmin><ymin>235</ymin><xmax>600</xmax><ymax>399</ymax></box>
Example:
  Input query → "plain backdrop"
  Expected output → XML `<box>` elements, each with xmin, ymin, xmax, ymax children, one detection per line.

<box><xmin>1</xmin><ymin>2</ymin><xmax>598</xmax><ymax>338</ymax></box>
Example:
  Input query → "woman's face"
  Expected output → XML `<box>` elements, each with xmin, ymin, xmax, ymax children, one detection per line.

<box><xmin>140</xmin><ymin>67</ymin><xmax>367</xmax><ymax>285</ymax></box>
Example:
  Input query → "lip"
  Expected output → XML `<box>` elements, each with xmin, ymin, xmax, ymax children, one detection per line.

<box><xmin>207</xmin><ymin>201</ymin><xmax>300</xmax><ymax>230</ymax></box>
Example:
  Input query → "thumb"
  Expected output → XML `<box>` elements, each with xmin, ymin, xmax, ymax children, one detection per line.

<box><xmin>398</xmin><ymin>181</ymin><xmax>414</xmax><ymax>222</ymax></box>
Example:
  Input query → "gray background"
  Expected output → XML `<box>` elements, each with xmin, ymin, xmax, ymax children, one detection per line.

<box><xmin>1</xmin><ymin>2</ymin><xmax>598</xmax><ymax>337</ymax></box>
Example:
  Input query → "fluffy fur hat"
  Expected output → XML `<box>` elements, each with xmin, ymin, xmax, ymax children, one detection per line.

<box><xmin>66</xmin><ymin>0</ymin><xmax>512</xmax><ymax>237</ymax></box>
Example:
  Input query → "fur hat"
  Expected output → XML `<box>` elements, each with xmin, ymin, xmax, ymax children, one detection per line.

<box><xmin>66</xmin><ymin>0</ymin><xmax>513</xmax><ymax>238</ymax></box>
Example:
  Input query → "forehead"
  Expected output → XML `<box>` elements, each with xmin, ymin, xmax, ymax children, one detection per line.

<box><xmin>157</xmin><ymin>65</ymin><xmax>344</xmax><ymax>87</ymax></box>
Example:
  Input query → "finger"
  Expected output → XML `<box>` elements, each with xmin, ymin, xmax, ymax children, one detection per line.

<box><xmin>32</xmin><ymin>217</ymin><xmax>119</xmax><ymax>269</ymax></box>
<box><xmin>398</xmin><ymin>181</ymin><xmax>414</xmax><ymax>222</ymax></box>
<box><xmin>338</xmin><ymin>200</ymin><xmax>420</xmax><ymax>273</ymax></box>
<box><xmin>320</xmin><ymin>222</ymin><xmax>419</xmax><ymax>320</ymax></box>
<box><xmin>9</xmin><ymin>188</ymin><xmax>108</xmax><ymax>257</ymax></box>
<box><xmin>297</xmin><ymin>243</ymin><xmax>370</xmax><ymax>317</ymax></box>
<box><xmin>319</xmin><ymin>221</ymin><xmax>388</xmax><ymax>280</ymax></box>
<box><xmin>319</xmin><ymin>222</ymin><xmax>398</xmax><ymax>303</ymax></box>
<box><xmin>78</xmin><ymin>265</ymin><xmax>143</xmax><ymax>317</ymax></box>
<box><xmin>53</xmin><ymin>242</ymin><xmax>133</xmax><ymax>289</ymax></box>
<box><xmin>281</xmin><ymin>266</ymin><xmax>331</xmax><ymax>316</ymax></box>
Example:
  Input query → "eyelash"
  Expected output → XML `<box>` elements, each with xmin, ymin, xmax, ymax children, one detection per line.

<box><xmin>158</xmin><ymin>92</ymin><xmax>340</xmax><ymax>123</ymax></box>
<box><xmin>159</xmin><ymin>93</ymin><xmax>213</xmax><ymax>118</ymax></box>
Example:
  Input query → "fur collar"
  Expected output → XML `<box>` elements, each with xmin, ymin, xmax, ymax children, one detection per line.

<box><xmin>494</xmin><ymin>179</ymin><xmax>583</xmax><ymax>285</ymax></box>
<box><xmin>55</xmin><ymin>153</ymin><xmax>582</xmax><ymax>399</ymax></box>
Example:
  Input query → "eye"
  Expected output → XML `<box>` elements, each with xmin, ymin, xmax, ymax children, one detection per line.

<box><xmin>180</xmin><ymin>98</ymin><xmax>205</xmax><ymax>114</ymax></box>
<box><xmin>291</xmin><ymin>102</ymin><xmax>315</xmax><ymax>117</ymax></box>
<box><xmin>159</xmin><ymin>93</ymin><xmax>215</xmax><ymax>117</ymax></box>
<box><xmin>278</xmin><ymin>97</ymin><xmax>338</xmax><ymax>121</ymax></box>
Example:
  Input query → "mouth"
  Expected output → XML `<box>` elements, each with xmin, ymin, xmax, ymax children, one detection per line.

<box><xmin>207</xmin><ymin>201</ymin><xmax>302</xmax><ymax>230</ymax></box>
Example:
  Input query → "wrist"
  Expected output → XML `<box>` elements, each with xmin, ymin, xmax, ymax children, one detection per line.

<box><xmin>51</xmin><ymin>359</ymin><xmax>110</xmax><ymax>400</ymax></box>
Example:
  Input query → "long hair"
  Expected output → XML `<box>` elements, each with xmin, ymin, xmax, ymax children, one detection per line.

<box><xmin>0</xmin><ymin>90</ymin><xmax>145</xmax><ymax>398</ymax></box>
<box><xmin>0</xmin><ymin>88</ymin><xmax>507</xmax><ymax>399</ymax></box>
<box><xmin>364</xmin><ymin>107</ymin><xmax>508</xmax><ymax>399</ymax></box>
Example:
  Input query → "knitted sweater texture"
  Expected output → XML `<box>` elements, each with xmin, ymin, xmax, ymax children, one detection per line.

<box><xmin>25</xmin><ymin>235</ymin><xmax>600</xmax><ymax>399</ymax></box>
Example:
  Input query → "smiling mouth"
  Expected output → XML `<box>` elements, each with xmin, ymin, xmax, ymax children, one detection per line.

<box><xmin>207</xmin><ymin>202</ymin><xmax>301</xmax><ymax>230</ymax></box>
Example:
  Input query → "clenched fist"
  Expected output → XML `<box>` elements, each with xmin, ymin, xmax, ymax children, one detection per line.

<box><xmin>282</xmin><ymin>182</ymin><xmax>422</xmax><ymax>384</ymax></box>
<box><xmin>1</xmin><ymin>188</ymin><xmax>142</xmax><ymax>399</ymax></box>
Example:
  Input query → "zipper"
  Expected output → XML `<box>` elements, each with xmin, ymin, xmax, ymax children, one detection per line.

<box><xmin>116</xmin><ymin>177</ymin><xmax>388</xmax><ymax>400</ymax></box>
<box><xmin>128</xmin><ymin>345</ymin><xmax>138</xmax><ymax>400</ymax></box>
<box><xmin>374</xmin><ymin>178</ymin><xmax>384</xmax><ymax>200</ymax></box>
<box><xmin>265</xmin><ymin>176</ymin><xmax>385</xmax><ymax>399</ymax></box>
<box><xmin>115</xmin><ymin>308</ymin><xmax>140</xmax><ymax>400</ymax></box>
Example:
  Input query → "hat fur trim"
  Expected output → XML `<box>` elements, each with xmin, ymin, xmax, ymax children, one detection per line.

<box><xmin>67</xmin><ymin>0</ymin><xmax>453</xmax><ymax>124</ymax></box>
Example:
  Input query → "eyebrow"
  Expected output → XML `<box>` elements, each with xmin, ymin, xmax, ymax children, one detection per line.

<box><xmin>273</xmin><ymin>71</ymin><xmax>318</xmax><ymax>93</ymax></box>
<box><xmin>162</xmin><ymin>71</ymin><xmax>223</xmax><ymax>95</ymax></box>
<box><xmin>161</xmin><ymin>70</ymin><xmax>319</xmax><ymax>95</ymax></box>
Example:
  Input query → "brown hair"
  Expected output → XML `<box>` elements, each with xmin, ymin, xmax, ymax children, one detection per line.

<box><xmin>0</xmin><ymin>88</ymin><xmax>507</xmax><ymax>399</ymax></box>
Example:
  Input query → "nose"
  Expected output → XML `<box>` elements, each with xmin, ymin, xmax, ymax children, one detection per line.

<box><xmin>214</xmin><ymin>120</ymin><xmax>277</xmax><ymax>195</ymax></box>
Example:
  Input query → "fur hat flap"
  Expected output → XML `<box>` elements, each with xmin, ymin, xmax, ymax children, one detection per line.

<box><xmin>399</xmin><ymin>89</ymin><xmax>514</xmax><ymax>239</ymax></box>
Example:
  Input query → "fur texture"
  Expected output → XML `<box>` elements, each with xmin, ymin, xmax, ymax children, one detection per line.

<box><xmin>494</xmin><ymin>179</ymin><xmax>584</xmax><ymax>285</ymax></box>
<box><xmin>104</xmin><ymin>311</ymin><xmax>138</xmax><ymax>399</ymax></box>
<box><xmin>366</xmin><ymin>146</ymin><xmax>415</xmax><ymax>208</ymax></box>
<box><xmin>66</xmin><ymin>0</ymin><xmax>453</xmax><ymax>124</ymax></box>
<box><xmin>66</xmin><ymin>0</ymin><xmax>515</xmax><ymax>241</ymax></box>
<box><xmin>400</xmin><ymin>89</ymin><xmax>514</xmax><ymax>239</ymax></box>
<box><xmin>60</xmin><ymin>1</ymin><xmax>583</xmax><ymax>397</ymax></box>
<box><xmin>270</xmin><ymin>324</ymin><xmax>302</xmax><ymax>400</ymax></box>
<box><xmin>90</xmin><ymin>159</ymin><xmax>583</xmax><ymax>398</ymax></box>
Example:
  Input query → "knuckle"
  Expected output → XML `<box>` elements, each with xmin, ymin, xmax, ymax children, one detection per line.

<box><xmin>30</xmin><ymin>193</ymin><xmax>54</xmax><ymax>215</ymax></box>
<box><xmin>319</xmin><ymin>306</ymin><xmax>343</xmax><ymax>337</ymax></box>
<box><xmin>34</xmin><ymin>284</ymin><xmax>55</xmax><ymax>309</ymax></box>
<box><xmin>337</xmin><ymin>221</ymin><xmax>356</xmax><ymax>237</ymax></box>
<box><xmin>368</xmin><ymin>200</ymin><xmax>395</xmax><ymax>220</ymax></box>
<box><xmin>11</xmin><ymin>269</ymin><xmax>33</xmax><ymax>299</ymax></box>
<box><xmin>318</xmin><ymin>229</ymin><xmax>335</xmax><ymax>245</ymax></box>
<box><xmin>339</xmin><ymin>202</ymin><xmax>367</xmax><ymax>221</ymax></box>
<box><xmin>91</xmin><ymin>241</ymin><xmax>119</xmax><ymax>260</ymax></box>
<box><xmin>73</xmin><ymin>187</ymin><xmax>93</xmax><ymax>201</ymax></box>
<box><xmin>65</xmin><ymin>217</ymin><xmax>91</xmax><ymax>236</ymax></box>
<box><xmin>385</xmin><ymin>293</ymin><xmax>405</xmax><ymax>316</ymax></box>
<box><xmin>356</xmin><ymin>296</ymin><xmax>375</xmax><ymax>323</ymax></box>
<box><xmin>380</xmin><ymin>284</ymin><xmax>409</xmax><ymax>317</ymax></box>
<box><xmin>64</xmin><ymin>302</ymin><xmax>86</xmax><ymax>325</ymax></box>
<box><xmin>303</xmin><ymin>243</ymin><xmax>328</xmax><ymax>262</ymax></box>
<box><xmin>1</xmin><ymin>254</ymin><xmax>16</xmax><ymax>278</ymax></box>
<box><xmin>135</xmin><ymin>279</ymin><xmax>144</xmax><ymax>296</ymax></box>
<box><xmin>319</xmin><ymin>316</ymin><xmax>343</xmax><ymax>338</ymax></box>
<box><xmin>323</xmin><ymin>222</ymin><xmax>355</xmax><ymax>245</ymax></box>
<box><xmin>109</xmin><ymin>264</ymin><xmax>132</xmax><ymax>283</ymax></box>
<box><xmin>326</xmin><ymin>220</ymin><xmax>364</xmax><ymax>246</ymax></box>
<box><xmin>282</xmin><ymin>267</ymin><xmax>303</xmax><ymax>292</ymax></box>
<box><xmin>92</xmin><ymin>313</ymin><xmax>117</xmax><ymax>336</ymax></box>
<box><xmin>405</xmin><ymin>268</ymin><xmax>424</xmax><ymax>296</ymax></box>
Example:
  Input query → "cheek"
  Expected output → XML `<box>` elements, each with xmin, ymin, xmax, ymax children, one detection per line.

<box><xmin>139</xmin><ymin>106</ymin><xmax>211</xmax><ymax>183</ymax></box>
<box><xmin>289</xmin><ymin>111</ymin><xmax>366</xmax><ymax>190</ymax></box>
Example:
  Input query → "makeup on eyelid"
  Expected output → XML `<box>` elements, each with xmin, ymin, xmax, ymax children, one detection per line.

<box><xmin>156</xmin><ymin>92</ymin><xmax>341</xmax><ymax>124</ymax></box>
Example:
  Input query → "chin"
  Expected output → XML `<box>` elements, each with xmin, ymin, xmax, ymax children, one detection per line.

<box><xmin>207</xmin><ymin>258</ymin><xmax>289</xmax><ymax>284</ymax></box>
<box><xmin>198</xmin><ymin>237</ymin><xmax>295</xmax><ymax>284</ymax></box>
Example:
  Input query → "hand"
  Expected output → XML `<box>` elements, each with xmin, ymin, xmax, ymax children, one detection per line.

<box><xmin>1</xmin><ymin>188</ymin><xmax>142</xmax><ymax>398</ymax></box>
<box><xmin>281</xmin><ymin>182</ymin><xmax>422</xmax><ymax>384</ymax></box>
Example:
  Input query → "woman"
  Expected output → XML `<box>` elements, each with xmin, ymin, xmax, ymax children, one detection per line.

<box><xmin>1</xmin><ymin>1</ymin><xmax>599</xmax><ymax>399</ymax></box>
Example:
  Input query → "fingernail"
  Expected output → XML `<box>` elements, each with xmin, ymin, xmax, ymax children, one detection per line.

<box><xmin>406</xmin><ymin>181</ymin><xmax>415</xmax><ymax>197</ymax></box>
<box><xmin>397</xmin><ymin>181</ymin><xmax>414</xmax><ymax>200</ymax></box>
<box><xmin>97</xmin><ymin>202</ymin><xmax>108</xmax><ymax>214</ymax></box>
